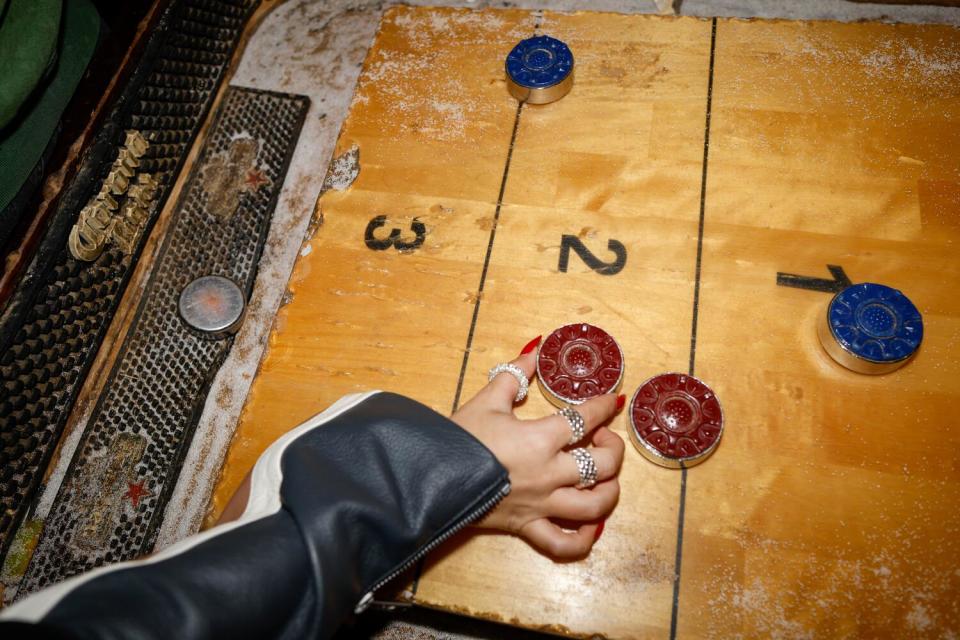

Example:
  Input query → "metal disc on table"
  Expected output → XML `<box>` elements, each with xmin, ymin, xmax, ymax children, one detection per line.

<box><xmin>629</xmin><ymin>373</ymin><xmax>723</xmax><ymax>469</ymax></box>
<box><xmin>178</xmin><ymin>275</ymin><xmax>246</xmax><ymax>338</ymax></box>
<box><xmin>818</xmin><ymin>282</ymin><xmax>923</xmax><ymax>374</ymax></box>
<box><xmin>505</xmin><ymin>35</ymin><xmax>574</xmax><ymax>104</ymax></box>
<box><xmin>536</xmin><ymin>323</ymin><xmax>624</xmax><ymax>407</ymax></box>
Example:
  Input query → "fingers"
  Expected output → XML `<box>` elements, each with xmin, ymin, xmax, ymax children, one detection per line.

<box><xmin>555</xmin><ymin>427</ymin><xmax>625</xmax><ymax>486</ymax></box>
<box><xmin>592</xmin><ymin>423</ymin><xmax>625</xmax><ymax>452</ymax></box>
<box><xmin>536</xmin><ymin>392</ymin><xmax>622</xmax><ymax>450</ymax></box>
<box><xmin>545</xmin><ymin>479</ymin><xmax>620</xmax><ymax>522</ymax></box>
<box><xmin>485</xmin><ymin>335</ymin><xmax>541</xmax><ymax>412</ymax></box>
<box><xmin>520</xmin><ymin>518</ymin><xmax>598</xmax><ymax>559</ymax></box>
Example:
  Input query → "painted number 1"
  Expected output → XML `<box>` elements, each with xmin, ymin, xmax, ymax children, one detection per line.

<box><xmin>558</xmin><ymin>235</ymin><xmax>627</xmax><ymax>276</ymax></box>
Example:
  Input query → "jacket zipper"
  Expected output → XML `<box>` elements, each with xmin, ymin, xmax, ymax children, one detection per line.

<box><xmin>355</xmin><ymin>480</ymin><xmax>511</xmax><ymax>613</ymax></box>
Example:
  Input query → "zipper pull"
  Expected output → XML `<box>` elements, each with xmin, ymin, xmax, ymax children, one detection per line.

<box><xmin>355</xmin><ymin>592</ymin><xmax>374</xmax><ymax>614</ymax></box>
<box><xmin>355</xmin><ymin>591</ymin><xmax>414</xmax><ymax>614</ymax></box>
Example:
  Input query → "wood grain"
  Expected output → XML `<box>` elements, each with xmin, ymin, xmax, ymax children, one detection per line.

<box><xmin>679</xmin><ymin>19</ymin><xmax>960</xmax><ymax>639</ymax></box>
<box><xmin>208</xmin><ymin>8</ymin><xmax>960</xmax><ymax>639</ymax></box>
<box><xmin>413</xmin><ymin>12</ymin><xmax>713</xmax><ymax>639</ymax></box>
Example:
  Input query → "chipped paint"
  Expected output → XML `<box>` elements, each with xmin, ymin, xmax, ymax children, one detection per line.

<box><xmin>304</xmin><ymin>202</ymin><xmax>325</xmax><ymax>241</ymax></box>
<box><xmin>199</xmin><ymin>137</ymin><xmax>271</xmax><ymax>219</ymax></box>
<box><xmin>320</xmin><ymin>144</ymin><xmax>361</xmax><ymax>195</ymax></box>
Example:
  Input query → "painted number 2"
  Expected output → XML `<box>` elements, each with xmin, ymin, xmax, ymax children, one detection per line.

<box><xmin>558</xmin><ymin>235</ymin><xmax>627</xmax><ymax>276</ymax></box>
<box><xmin>364</xmin><ymin>215</ymin><xmax>426</xmax><ymax>252</ymax></box>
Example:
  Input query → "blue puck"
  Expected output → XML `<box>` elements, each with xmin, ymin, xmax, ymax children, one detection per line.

<box><xmin>505</xmin><ymin>35</ymin><xmax>574</xmax><ymax>104</ymax></box>
<box><xmin>818</xmin><ymin>282</ymin><xmax>923</xmax><ymax>374</ymax></box>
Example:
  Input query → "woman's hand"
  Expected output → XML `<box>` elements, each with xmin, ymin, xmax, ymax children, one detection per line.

<box><xmin>450</xmin><ymin>337</ymin><xmax>626</xmax><ymax>559</ymax></box>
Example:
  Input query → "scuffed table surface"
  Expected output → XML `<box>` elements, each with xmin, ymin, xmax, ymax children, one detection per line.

<box><xmin>209</xmin><ymin>7</ymin><xmax>960</xmax><ymax>638</ymax></box>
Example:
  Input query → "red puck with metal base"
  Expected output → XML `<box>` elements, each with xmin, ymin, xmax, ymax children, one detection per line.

<box><xmin>629</xmin><ymin>373</ymin><xmax>723</xmax><ymax>468</ymax></box>
<box><xmin>536</xmin><ymin>323</ymin><xmax>624</xmax><ymax>407</ymax></box>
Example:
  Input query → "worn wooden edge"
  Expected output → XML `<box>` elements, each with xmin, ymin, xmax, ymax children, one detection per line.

<box><xmin>199</xmin><ymin>0</ymin><xmax>404</xmax><ymax>532</ymax></box>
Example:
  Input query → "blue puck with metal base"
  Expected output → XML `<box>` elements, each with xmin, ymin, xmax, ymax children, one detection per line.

<box><xmin>818</xmin><ymin>282</ymin><xmax>923</xmax><ymax>374</ymax></box>
<box><xmin>505</xmin><ymin>35</ymin><xmax>574</xmax><ymax>104</ymax></box>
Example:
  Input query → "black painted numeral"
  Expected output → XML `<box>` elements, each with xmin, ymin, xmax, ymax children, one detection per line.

<box><xmin>558</xmin><ymin>235</ymin><xmax>627</xmax><ymax>276</ymax></box>
<box><xmin>364</xmin><ymin>215</ymin><xmax>426</xmax><ymax>252</ymax></box>
<box><xmin>776</xmin><ymin>264</ymin><xmax>851</xmax><ymax>293</ymax></box>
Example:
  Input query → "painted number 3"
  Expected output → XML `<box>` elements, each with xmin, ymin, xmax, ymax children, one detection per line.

<box><xmin>558</xmin><ymin>235</ymin><xmax>627</xmax><ymax>276</ymax></box>
<box><xmin>364</xmin><ymin>215</ymin><xmax>426</xmax><ymax>252</ymax></box>
<box><xmin>362</xmin><ymin>220</ymin><xmax>626</xmax><ymax>277</ymax></box>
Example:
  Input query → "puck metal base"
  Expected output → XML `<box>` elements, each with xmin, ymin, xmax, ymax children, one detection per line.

<box><xmin>818</xmin><ymin>282</ymin><xmax>923</xmax><ymax>375</ymax></box>
<box><xmin>629</xmin><ymin>373</ymin><xmax>723</xmax><ymax>469</ymax></box>
<box><xmin>505</xmin><ymin>35</ymin><xmax>574</xmax><ymax>105</ymax></box>
<box><xmin>537</xmin><ymin>323</ymin><xmax>624</xmax><ymax>407</ymax></box>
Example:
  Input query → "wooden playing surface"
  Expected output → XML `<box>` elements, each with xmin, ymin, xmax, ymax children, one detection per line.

<box><xmin>208</xmin><ymin>8</ymin><xmax>960</xmax><ymax>638</ymax></box>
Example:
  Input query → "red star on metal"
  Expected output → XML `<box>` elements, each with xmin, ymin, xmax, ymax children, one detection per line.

<box><xmin>243</xmin><ymin>168</ymin><xmax>269</xmax><ymax>192</ymax></box>
<box><xmin>125</xmin><ymin>481</ymin><xmax>153</xmax><ymax>508</ymax></box>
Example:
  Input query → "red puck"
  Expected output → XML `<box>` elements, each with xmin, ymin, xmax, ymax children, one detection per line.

<box><xmin>629</xmin><ymin>373</ymin><xmax>723</xmax><ymax>468</ymax></box>
<box><xmin>536</xmin><ymin>323</ymin><xmax>624</xmax><ymax>406</ymax></box>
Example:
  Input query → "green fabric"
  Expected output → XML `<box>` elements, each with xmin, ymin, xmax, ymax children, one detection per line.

<box><xmin>0</xmin><ymin>0</ymin><xmax>62</xmax><ymax>129</ymax></box>
<box><xmin>0</xmin><ymin>0</ymin><xmax>98</xmax><ymax>212</ymax></box>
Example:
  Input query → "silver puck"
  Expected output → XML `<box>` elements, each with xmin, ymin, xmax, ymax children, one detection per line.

<box><xmin>178</xmin><ymin>275</ymin><xmax>246</xmax><ymax>336</ymax></box>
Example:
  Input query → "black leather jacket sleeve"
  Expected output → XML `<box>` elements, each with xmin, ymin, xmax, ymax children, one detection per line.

<box><xmin>0</xmin><ymin>392</ymin><xmax>510</xmax><ymax>639</ymax></box>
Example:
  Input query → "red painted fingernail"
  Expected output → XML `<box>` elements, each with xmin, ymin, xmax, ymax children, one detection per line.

<box><xmin>616</xmin><ymin>394</ymin><xmax>626</xmax><ymax>411</ymax></box>
<box><xmin>520</xmin><ymin>335</ymin><xmax>542</xmax><ymax>355</ymax></box>
<box><xmin>594</xmin><ymin>520</ymin><xmax>606</xmax><ymax>541</ymax></box>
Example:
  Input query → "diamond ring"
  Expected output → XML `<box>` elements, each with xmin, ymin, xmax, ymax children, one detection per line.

<box><xmin>488</xmin><ymin>363</ymin><xmax>529</xmax><ymax>402</ymax></box>
<box><xmin>558</xmin><ymin>407</ymin><xmax>586</xmax><ymax>445</ymax></box>
<box><xmin>570</xmin><ymin>447</ymin><xmax>599</xmax><ymax>489</ymax></box>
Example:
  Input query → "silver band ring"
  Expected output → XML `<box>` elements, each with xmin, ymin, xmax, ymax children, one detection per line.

<box><xmin>558</xmin><ymin>407</ymin><xmax>586</xmax><ymax>445</ymax></box>
<box><xmin>570</xmin><ymin>448</ymin><xmax>599</xmax><ymax>489</ymax></box>
<box><xmin>488</xmin><ymin>363</ymin><xmax>529</xmax><ymax>403</ymax></box>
